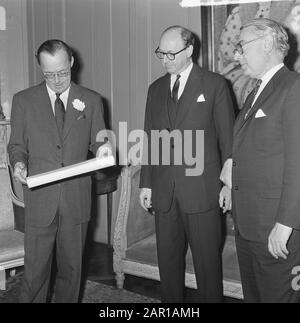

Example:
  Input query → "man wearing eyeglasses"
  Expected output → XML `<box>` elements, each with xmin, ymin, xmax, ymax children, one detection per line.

<box><xmin>139</xmin><ymin>25</ymin><xmax>234</xmax><ymax>302</ymax></box>
<box><xmin>232</xmin><ymin>18</ymin><xmax>300</xmax><ymax>302</ymax></box>
<box><xmin>8</xmin><ymin>39</ymin><xmax>111</xmax><ymax>302</ymax></box>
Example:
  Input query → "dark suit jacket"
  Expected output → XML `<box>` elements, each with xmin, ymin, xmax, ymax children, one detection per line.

<box><xmin>140</xmin><ymin>64</ymin><xmax>234</xmax><ymax>213</ymax></box>
<box><xmin>232</xmin><ymin>66</ymin><xmax>300</xmax><ymax>242</ymax></box>
<box><xmin>8</xmin><ymin>81</ymin><xmax>105</xmax><ymax>227</ymax></box>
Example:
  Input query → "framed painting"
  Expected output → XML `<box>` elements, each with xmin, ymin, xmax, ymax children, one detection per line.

<box><xmin>199</xmin><ymin>0</ymin><xmax>300</xmax><ymax>108</ymax></box>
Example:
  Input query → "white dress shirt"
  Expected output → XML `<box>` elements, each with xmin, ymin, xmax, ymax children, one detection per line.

<box><xmin>170</xmin><ymin>62</ymin><xmax>193</xmax><ymax>100</ymax></box>
<box><xmin>46</xmin><ymin>84</ymin><xmax>70</xmax><ymax>115</ymax></box>
<box><xmin>252</xmin><ymin>63</ymin><xmax>284</xmax><ymax>107</ymax></box>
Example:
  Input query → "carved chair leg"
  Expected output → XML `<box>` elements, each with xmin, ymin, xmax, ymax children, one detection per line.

<box><xmin>0</xmin><ymin>267</ymin><xmax>6</xmax><ymax>290</ymax></box>
<box><xmin>115</xmin><ymin>272</ymin><xmax>125</xmax><ymax>289</ymax></box>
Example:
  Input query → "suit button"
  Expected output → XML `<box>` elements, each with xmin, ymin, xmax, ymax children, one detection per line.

<box><xmin>57</xmin><ymin>145</ymin><xmax>61</xmax><ymax>149</ymax></box>
<box><xmin>233</xmin><ymin>161</ymin><xmax>236</xmax><ymax>166</ymax></box>
<box><xmin>234</xmin><ymin>185</ymin><xmax>239</xmax><ymax>190</ymax></box>
<box><xmin>61</xmin><ymin>163</ymin><xmax>64</xmax><ymax>167</ymax></box>
<box><xmin>171</xmin><ymin>144</ymin><xmax>174</xmax><ymax>149</ymax></box>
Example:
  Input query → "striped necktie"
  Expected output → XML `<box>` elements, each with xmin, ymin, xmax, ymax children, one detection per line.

<box><xmin>244</xmin><ymin>79</ymin><xmax>262</xmax><ymax>119</ymax></box>
<box><xmin>171</xmin><ymin>74</ymin><xmax>181</xmax><ymax>104</ymax></box>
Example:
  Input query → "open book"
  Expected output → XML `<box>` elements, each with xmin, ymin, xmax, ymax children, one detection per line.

<box><xmin>26</xmin><ymin>155</ymin><xmax>115</xmax><ymax>188</ymax></box>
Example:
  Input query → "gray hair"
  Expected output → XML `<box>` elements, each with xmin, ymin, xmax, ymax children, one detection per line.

<box><xmin>242</xmin><ymin>18</ymin><xmax>289</xmax><ymax>57</ymax></box>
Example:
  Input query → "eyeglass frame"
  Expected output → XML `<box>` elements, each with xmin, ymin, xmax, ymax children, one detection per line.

<box><xmin>233</xmin><ymin>35</ymin><xmax>265</xmax><ymax>56</ymax></box>
<box><xmin>43</xmin><ymin>67</ymin><xmax>71</xmax><ymax>81</ymax></box>
<box><xmin>155</xmin><ymin>46</ymin><xmax>189</xmax><ymax>61</ymax></box>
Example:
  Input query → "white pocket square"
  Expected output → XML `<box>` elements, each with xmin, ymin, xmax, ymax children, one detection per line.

<box><xmin>197</xmin><ymin>94</ymin><xmax>206</xmax><ymax>102</ymax></box>
<box><xmin>255</xmin><ymin>109</ymin><xmax>266</xmax><ymax>118</ymax></box>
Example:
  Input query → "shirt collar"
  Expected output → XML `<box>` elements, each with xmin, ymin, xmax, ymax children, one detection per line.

<box><xmin>260</xmin><ymin>63</ymin><xmax>284</xmax><ymax>86</ymax></box>
<box><xmin>46</xmin><ymin>83</ymin><xmax>70</xmax><ymax>100</ymax></box>
<box><xmin>46</xmin><ymin>83</ymin><xmax>71</xmax><ymax>111</ymax></box>
<box><xmin>171</xmin><ymin>62</ymin><xmax>193</xmax><ymax>83</ymax></box>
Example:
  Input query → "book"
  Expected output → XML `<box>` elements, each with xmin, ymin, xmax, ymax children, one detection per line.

<box><xmin>26</xmin><ymin>155</ymin><xmax>115</xmax><ymax>188</ymax></box>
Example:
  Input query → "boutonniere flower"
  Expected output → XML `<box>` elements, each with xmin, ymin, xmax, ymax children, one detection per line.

<box><xmin>72</xmin><ymin>99</ymin><xmax>85</xmax><ymax>112</ymax></box>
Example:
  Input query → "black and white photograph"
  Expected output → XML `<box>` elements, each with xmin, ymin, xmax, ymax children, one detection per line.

<box><xmin>1</xmin><ymin>0</ymin><xmax>300</xmax><ymax>306</ymax></box>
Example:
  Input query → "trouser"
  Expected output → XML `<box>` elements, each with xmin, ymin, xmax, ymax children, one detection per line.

<box><xmin>155</xmin><ymin>195</ymin><xmax>223</xmax><ymax>303</ymax></box>
<box><xmin>236</xmin><ymin>233</ymin><xmax>300</xmax><ymax>303</ymax></box>
<box><xmin>19</xmin><ymin>209</ymin><xmax>88</xmax><ymax>303</ymax></box>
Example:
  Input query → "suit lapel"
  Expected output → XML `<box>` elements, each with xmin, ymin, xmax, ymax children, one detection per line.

<box><xmin>160</xmin><ymin>74</ymin><xmax>172</xmax><ymax>129</ymax></box>
<box><xmin>62</xmin><ymin>82</ymin><xmax>82</xmax><ymax>141</ymax></box>
<box><xmin>234</xmin><ymin>66</ymin><xmax>287</xmax><ymax>136</ymax></box>
<box><xmin>175</xmin><ymin>64</ymin><xmax>202</xmax><ymax>127</ymax></box>
<box><xmin>37</xmin><ymin>82</ymin><xmax>62</xmax><ymax>143</ymax></box>
<box><xmin>243</xmin><ymin>80</ymin><xmax>274</xmax><ymax>121</ymax></box>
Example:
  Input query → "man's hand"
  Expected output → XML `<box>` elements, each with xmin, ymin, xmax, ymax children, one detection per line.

<box><xmin>219</xmin><ymin>185</ymin><xmax>231</xmax><ymax>213</ymax></box>
<box><xmin>220</xmin><ymin>158</ymin><xmax>232</xmax><ymax>189</ymax></box>
<box><xmin>14</xmin><ymin>162</ymin><xmax>27</xmax><ymax>185</ymax></box>
<box><xmin>139</xmin><ymin>188</ymin><xmax>152</xmax><ymax>212</ymax></box>
<box><xmin>268</xmin><ymin>222</ymin><xmax>293</xmax><ymax>260</ymax></box>
<box><xmin>96</xmin><ymin>142</ymin><xmax>113</xmax><ymax>159</ymax></box>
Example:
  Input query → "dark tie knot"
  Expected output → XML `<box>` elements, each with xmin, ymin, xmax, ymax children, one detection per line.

<box><xmin>251</xmin><ymin>79</ymin><xmax>262</xmax><ymax>99</ymax></box>
<box><xmin>243</xmin><ymin>79</ymin><xmax>262</xmax><ymax>120</ymax></box>
<box><xmin>174</xmin><ymin>74</ymin><xmax>181</xmax><ymax>88</ymax></box>
<box><xmin>173</xmin><ymin>74</ymin><xmax>181</xmax><ymax>88</ymax></box>
<box><xmin>172</xmin><ymin>74</ymin><xmax>181</xmax><ymax>104</ymax></box>
<box><xmin>255</xmin><ymin>79</ymin><xmax>262</xmax><ymax>89</ymax></box>
<box><xmin>54</xmin><ymin>92</ymin><xmax>65</xmax><ymax>136</ymax></box>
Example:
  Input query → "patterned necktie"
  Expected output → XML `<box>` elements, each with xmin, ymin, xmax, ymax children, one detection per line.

<box><xmin>172</xmin><ymin>74</ymin><xmax>181</xmax><ymax>104</ymax></box>
<box><xmin>55</xmin><ymin>93</ymin><xmax>65</xmax><ymax>135</ymax></box>
<box><xmin>244</xmin><ymin>79</ymin><xmax>262</xmax><ymax>119</ymax></box>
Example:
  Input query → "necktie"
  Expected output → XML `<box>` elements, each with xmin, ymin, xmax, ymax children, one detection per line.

<box><xmin>244</xmin><ymin>79</ymin><xmax>262</xmax><ymax>119</ymax></box>
<box><xmin>55</xmin><ymin>93</ymin><xmax>65</xmax><ymax>135</ymax></box>
<box><xmin>172</xmin><ymin>74</ymin><xmax>181</xmax><ymax>104</ymax></box>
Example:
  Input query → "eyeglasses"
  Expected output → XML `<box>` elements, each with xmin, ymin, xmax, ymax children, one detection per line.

<box><xmin>233</xmin><ymin>36</ymin><xmax>265</xmax><ymax>55</ymax></box>
<box><xmin>155</xmin><ymin>46</ymin><xmax>188</xmax><ymax>61</ymax></box>
<box><xmin>43</xmin><ymin>68</ymin><xmax>70</xmax><ymax>80</ymax></box>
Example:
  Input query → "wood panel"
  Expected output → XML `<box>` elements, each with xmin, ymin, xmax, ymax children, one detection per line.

<box><xmin>0</xmin><ymin>0</ymin><xmax>28</xmax><ymax>118</ymax></box>
<box><xmin>27</xmin><ymin>0</ymin><xmax>49</xmax><ymax>86</ymax></box>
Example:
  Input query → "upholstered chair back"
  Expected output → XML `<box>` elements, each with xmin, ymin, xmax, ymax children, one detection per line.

<box><xmin>124</xmin><ymin>166</ymin><xmax>155</xmax><ymax>248</ymax></box>
<box><xmin>0</xmin><ymin>167</ymin><xmax>15</xmax><ymax>231</ymax></box>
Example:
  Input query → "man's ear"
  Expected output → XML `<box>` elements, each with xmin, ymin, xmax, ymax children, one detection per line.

<box><xmin>70</xmin><ymin>56</ymin><xmax>74</xmax><ymax>68</ymax></box>
<box><xmin>186</xmin><ymin>45</ymin><xmax>194</xmax><ymax>58</ymax></box>
<box><xmin>263</xmin><ymin>35</ymin><xmax>274</xmax><ymax>54</ymax></box>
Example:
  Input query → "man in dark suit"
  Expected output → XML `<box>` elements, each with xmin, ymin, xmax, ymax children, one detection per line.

<box><xmin>8</xmin><ymin>39</ymin><xmax>111</xmax><ymax>302</ymax></box>
<box><xmin>232</xmin><ymin>18</ymin><xmax>300</xmax><ymax>302</ymax></box>
<box><xmin>139</xmin><ymin>25</ymin><xmax>234</xmax><ymax>302</ymax></box>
